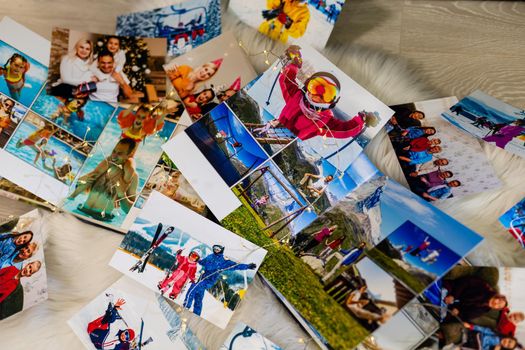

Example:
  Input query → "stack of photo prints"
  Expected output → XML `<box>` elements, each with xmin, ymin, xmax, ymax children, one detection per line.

<box><xmin>0</xmin><ymin>1</ymin><xmax>524</xmax><ymax>350</ymax></box>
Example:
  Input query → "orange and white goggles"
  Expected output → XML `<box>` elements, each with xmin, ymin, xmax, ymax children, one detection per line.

<box><xmin>306</xmin><ymin>76</ymin><xmax>340</xmax><ymax>104</ymax></box>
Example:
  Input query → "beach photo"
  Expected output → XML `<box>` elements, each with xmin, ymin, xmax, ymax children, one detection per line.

<box><xmin>110</xmin><ymin>191</ymin><xmax>266</xmax><ymax>329</ymax></box>
<box><xmin>68</xmin><ymin>276</ymin><xmax>206</xmax><ymax>350</ymax></box>
<box><xmin>0</xmin><ymin>39</ymin><xmax>47</xmax><ymax>107</ymax></box>
<box><xmin>367</xmin><ymin>220</ymin><xmax>462</xmax><ymax>295</ymax></box>
<box><xmin>31</xmin><ymin>86</ymin><xmax>117</xmax><ymax>142</ymax></box>
<box><xmin>228</xmin><ymin>0</ymin><xmax>348</xmax><ymax>50</ymax></box>
<box><xmin>185</xmin><ymin>102</ymin><xmax>270</xmax><ymax>187</ymax></box>
<box><xmin>62</xmin><ymin>102</ymin><xmax>177</xmax><ymax>228</ymax></box>
<box><xmin>0</xmin><ymin>92</ymin><xmax>28</xmax><ymax>147</ymax></box>
<box><xmin>47</xmin><ymin>28</ymin><xmax>167</xmax><ymax>104</ymax></box>
<box><xmin>499</xmin><ymin>197</ymin><xmax>525</xmax><ymax>248</ymax></box>
<box><xmin>116</xmin><ymin>0</ymin><xmax>221</xmax><ymax>57</ymax></box>
<box><xmin>442</xmin><ymin>90</ymin><xmax>525</xmax><ymax>159</ymax></box>
<box><xmin>4</xmin><ymin>112</ymin><xmax>90</xmax><ymax>185</ymax></box>
<box><xmin>387</xmin><ymin>98</ymin><xmax>501</xmax><ymax>202</ymax></box>
<box><xmin>0</xmin><ymin>209</ymin><xmax>47</xmax><ymax>320</ymax></box>
<box><xmin>163</xmin><ymin>31</ymin><xmax>257</xmax><ymax>121</ymax></box>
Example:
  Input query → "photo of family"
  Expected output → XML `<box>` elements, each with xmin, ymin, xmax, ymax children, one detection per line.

<box><xmin>110</xmin><ymin>191</ymin><xmax>266</xmax><ymax>329</ymax></box>
<box><xmin>421</xmin><ymin>266</ymin><xmax>524</xmax><ymax>350</ymax></box>
<box><xmin>0</xmin><ymin>209</ymin><xmax>47</xmax><ymax>320</ymax></box>
<box><xmin>4</xmin><ymin>112</ymin><xmax>90</xmax><ymax>185</ymax></box>
<box><xmin>47</xmin><ymin>28</ymin><xmax>167</xmax><ymax>104</ymax></box>
<box><xmin>367</xmin><ymin>220</ymin><xmax>462</xmax><ymax>295</ymax></box>
<box><xmin>442</xmin><ymin>90</ymin><xmax>525</xmax><ymax>159</ymax></box>
<box><xmin>244</xmin><ymin>44</ymin><xmax>393</xmax><ymax>172</ymax></box>
<box><xmin>0</xmin><ymin>92</ymin><xmax>28</xmax><ymax>147</ymax></box>
<box><xmin>220</xmin><ymin>323</ymin><xmax>283</xmax><ymax>350</ymax></box>
<box><xmin>62</xmin><ymin>102</ymin><xmax>177</xmax><ymax>228</ymax></box>
<box><xmin>0</xmin><ymin>39</ymin><xmax>48</xmax><ymax>107</ymax></box>
<box><xmin>185</xmin><ymin>102</ymin><xmax>270</xmax><ymax>187</ymax></box>
<box><xmin>228</xmin><ymin>0</ymin><xmax>348</xmax><ymax>50</ymax></box>
<box><xmin>116</xmin><ymin>0</ymin><xmax>221</xmax><ymax>57</ymax></box>
<box><xmin>499</xmin><ymin>198</ymin><xmax>525</xmax><ymax>249</ymax></box>
<box><xmin>387</xmin><ymin>98</ymin><xmax>501</xmax><ymax>202</ymax></box>
<box><xmin>68</xmin><ymin>276</ymin><xmax>207</xmax><ymax>350</ymax></box>
<box><xmin>31</xmin><ymin>86</ymin><xmax>117</xmax><ymax>142</ymax></box>
<box><xmin>163</xmin><ymin>31</ymin><xmax>257</xmax><ymax>121</ymax></box>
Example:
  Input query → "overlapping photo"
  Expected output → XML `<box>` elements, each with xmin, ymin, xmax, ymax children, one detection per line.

<box><xmin>109</xmin><ymin>191</ymin><xmax>266</xmax><ymax>329</ymax></box>
<box><xmin>228</xmin><ymin>0</ymin><xmax>348</xmax><ymax>49</ymax></box>
<box><xmin>387</xmin><ymin>97</ymin><xmax>501</xmax><ymax>202</ymax></box>
<box><xmin>68</xmin><ymin>276</ymin><xmax>206</xmax><ymax>350</ymax></box>
<box><xmin>0</xmin><ymin>209</ymin><xmax>47</xmax><ymax>320</ymax></box>
<box><xmin>220</xmin><ymin>323</ymin><xmax>283</xmax><ymax>350</ymax></box>
<box><xmin>0</xmin><ymin>93</ymin><xmax>29</xmax><ymax>147</ymax></box>
<box><xmin>499</xmin><ymin>197</ymin><xmax>525</xmax><ymax>249</ymax></box>
<box><xmin>442</xmin><ymin>90</ymin><xmax>525</xmax><ymax>159</ymax></box>
<box><xmin>47</xmin><ymin>28</ymin><xmax>167</xmax><ymax>104</ymax></box>
<box><xmin>163</xmin><ymin>31</ymin><xmax>257</xmax><ymax>121</ymax></box>
<box><xmin>116</xmin><ymin>0</ymin><xmax>221</xmax><ymax>57</ymax></box>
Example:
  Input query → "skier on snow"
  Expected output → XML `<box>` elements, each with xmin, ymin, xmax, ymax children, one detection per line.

<box><xmin>157</xmin><ymin>249</ymin><xmax>200</xmax><ymax>300</ymax></box>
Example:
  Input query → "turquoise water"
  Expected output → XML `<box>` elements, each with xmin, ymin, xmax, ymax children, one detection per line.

<box><xmin>4</xmin><ymin>121</ymin><xmax>86</xmax><ymax>185</ymax></box>
<box><xmin>62</xmin><ymin>107</ymin><xmax>177</xmax><ymax>227</ymax></box>
<box><xmin>31</xmin><ymin>87</ymin><xmax>116</xmax><ymax>142</ymax></box>
<box><xmin>0</xmin><ymin>40</ymin><xmax>48</xmax><ymax>107</ymax></box>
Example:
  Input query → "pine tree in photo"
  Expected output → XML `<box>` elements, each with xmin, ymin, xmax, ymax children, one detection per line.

<box><xmin>205</xmin><ymin>0</ymin><xmax>222</xmax><ymax>40</ymax></box>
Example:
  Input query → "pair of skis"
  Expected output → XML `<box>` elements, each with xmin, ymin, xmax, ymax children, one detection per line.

<box><xmin>130</xmin><ymin>223</ymin><xmax>175</xmax><ymax>273</ymax></box>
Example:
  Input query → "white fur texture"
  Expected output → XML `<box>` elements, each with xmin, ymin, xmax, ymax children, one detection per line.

<box><xmin>0</xmin><ymin>6</ymin><xmax>524</xmax><ymax>350</ymax></box>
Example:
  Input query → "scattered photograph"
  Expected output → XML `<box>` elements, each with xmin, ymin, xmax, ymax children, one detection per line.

<box><xmin>367</xmin><ymin>220</ymin><xmax>462</xmax><ymax>294</ymax></box>
<box><xmin>0</xmin><ymin>209</ymin><xmax>47</xmax><ymax>320</ymax></box>
<box><xmin>0</xmin><ymin>92</ymin><xmax>28</xmax><ymax>147</ymax></box>
<box><xmin>62</xmin><ymin>102</ymin><xmax>177</xmax><ymax>227</ymax></box>
<box><xmin>387</xmin><ymin>97</ymin><xmax>501</xmax><ymax>202</ymax></box>
<box><xmin>4</xmin><ymin>112</ymin><xmax>90</xmax><ymax>185</ymax></box>
<box><xmin>31</xmin><ymin>86</ymin><xmax>117</xmax><ymax>142</ymax></box>
<box><xmin>68</xmin><ymin>276</ymin><xmax>206</xmax><ymax>350</ymax></box>
<box><xmin>442</xmin><ymin>90</ymin><xmax>525</xmax><ymax>159</ymax></box>
<box><xmin>109</xmin><ymin>191</ymin><xmax>266</xmax><ymax>329</ymax></box>
<box><xmin>499</xmin><ymin>197</ymin><xmax>525</xmax><ymax>248</ymax></box>
<box><xmin>220</xmin><ymin>323</ymin><xmax>283</xmax><ymax>350</ymax></box>
<box><xmin>163</xmin><ymin>31</ymin><xmax>257</xmax><ymax>121</ymax></box>
<box><xmin>228</xmin><ymin>0</ymin><xmax>348</xmax><ymax>50</ymax></box>
<box><xmin>0</xmin><ymin>177</ymin><xmax>53</xmax><ymax>209</ymax></box>
<box><xmin>421</xmin><ymin>266</ymin><xmax>525</xmax><ymax>350</ymax></box>
<box><xmin>47</xmin><ymin>28</ymin><xmax>167</xmax><ymax>104</ymax></box>
<box><xmin>185</xmin><ymin>102</ymin><xmax>270</xmax><ymax>187</ymax></box>
<box><xmin>0</xmin><ymin>39</ymin><xmax>47</xmax><ymax>107</ymax></box>
<box><xmin>116</xmin><ymin>0</ymin><xmax>221</xmax><ymax>57</ymax></box>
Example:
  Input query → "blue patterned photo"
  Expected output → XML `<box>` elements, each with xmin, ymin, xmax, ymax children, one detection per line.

<box><xmin>116</xmin><ymin>0</ymin><xmax>221</xmax><ymax>57</ymax></box>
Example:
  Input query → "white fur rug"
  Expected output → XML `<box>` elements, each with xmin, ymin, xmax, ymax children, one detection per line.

<box><xmin>1</xmin><ymin>5</ymin><xmax>524</xmax><ymax>350</ymax></box>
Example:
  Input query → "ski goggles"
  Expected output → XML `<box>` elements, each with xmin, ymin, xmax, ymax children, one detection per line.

<box><xmin>306</xmin><ymin>76</ymin><xmax>339</xmax><ymax>103</ymax></box>
<box><xmin>189</xmin><ymin>251</ymin><xmax>200</xmax><ymax>260</ymax></box>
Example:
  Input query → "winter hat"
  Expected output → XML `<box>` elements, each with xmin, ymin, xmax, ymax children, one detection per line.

<box><xmin>212</xmin><ymin>244</ymin><xmax>225</xmax><ymax>254</ymax></box>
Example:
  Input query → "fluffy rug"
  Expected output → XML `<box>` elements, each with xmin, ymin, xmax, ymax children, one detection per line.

<box><xmin>1</xmin><ymin>4</ymin><xmax>524</xmax><ymax>350</ymax></box>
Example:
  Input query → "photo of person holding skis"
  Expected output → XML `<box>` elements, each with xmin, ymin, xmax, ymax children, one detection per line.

<box><xmin>157</xmin><ymin>248</ymin><xmax>200</xmax><ymax>300</ymax></box>
<box><xmin>183</xmin><ymin>244</ymin><xmax>257</xmax><ymax>316</ymax></box>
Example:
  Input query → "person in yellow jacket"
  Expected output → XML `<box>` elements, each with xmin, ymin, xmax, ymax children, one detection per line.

<box><xmin>259</xmin><ymin>0</ymin><xmax>311</xmax><ymax>43</ymax></box>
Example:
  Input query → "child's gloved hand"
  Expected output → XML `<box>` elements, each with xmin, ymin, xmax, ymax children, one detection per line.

<box><xmin>359</xmin><ymin>111</ymin><xmax>380</xmax><ymax>128</ymax></box>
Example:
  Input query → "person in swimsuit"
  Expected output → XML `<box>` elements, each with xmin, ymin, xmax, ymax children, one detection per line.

<box><xmin>0</xmin><ymin>53</ymin><xmax>30</xmax><ymax>101</ymax></box>
<box><xmin>50</xmin><ymin>97</ymin><xmax>87</xmax><ymax>125</ymax></box>
<box><xmin>117</xmin><ymin>103</ymin><xmax>166</xmax><ymax>144</ymax></box>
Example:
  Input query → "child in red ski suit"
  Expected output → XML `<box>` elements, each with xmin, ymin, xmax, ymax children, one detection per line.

<box><xmin>158</xmin><ymin>249</ymin><xmax>200</xmax><ymax>299</ymax></box>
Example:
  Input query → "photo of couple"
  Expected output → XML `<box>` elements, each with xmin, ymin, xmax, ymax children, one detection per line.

<box><xmin>47</xmin><ymin>28</ymin><xmax>167</xmax><ymax>104</ymax></box>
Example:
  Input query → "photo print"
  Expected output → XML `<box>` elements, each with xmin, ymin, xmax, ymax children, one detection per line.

<box><xmin>47</xmin><ymin>28</ymin><xmax>167</xmax><ymax>104</ymax></box>
<box><xmin>163</xmin><ymin>31</ymin><xmax>257</xmax><ymax>121</ymax></box>
<box><xmin>442</xmin><ymin>90</ymin><xmax>525</xmax><ymax>159</ymax></box>
<box><xmin>0</xmin><ymin>92</ymin><xmax>29</xmax><ymax>147</ymax></box>
<box><xmin>68</xmin><ymin>276</ymin><xmax>206</xmax><ymax>350</ymax></box>
<box><xmin>110</xmin><ymin>191</ymin><xmax>266</xmax><ymax>328</ymax></box>
<box><xmin>228</xmin><ymin>0</ymin><xmax>348</xmax><ymax>50</ymax></box>
<box><xmin>116</xmin><ymin>0</ymin><xmax>221</xmax><ymax>57</ymax></box>
<box><xmin>220</xmin><ymin>323</ymin><xmax>283</xmax><ymax>350</ymax></box>
<box><xmin>387</xmin><ymin>97</ymin><xmax>501</xmax><ymax>202</ymax></box>
<box><xmin>0</xmin><ymin>209</ymin><xmax>47</xmax><ymax>320</ymax></box>
<box><xmin>499</xmin><ymin>197</ymin><xmax>525</xmax><ymax>249</ymax></box>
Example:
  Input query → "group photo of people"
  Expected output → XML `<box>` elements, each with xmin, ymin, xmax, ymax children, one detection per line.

<box><xmin>0</xmin><ymin>210</ymin><xmax>46</xmax><ymax>320</ymax></box>
<box><xmin>388</xmin><ymin>99</ymin><xmax>502</xmax><ymax>202</ymax></box>
<box><xmin>47</xmin><ymin>28</ymin><xmax>167</xmax><ymax>104</ymax></box>
<box><xmin>163</xmin><ymin>31</ymin><xmax>257</xmax><ymax>121</ymax></box>
<box><xmin>0</xmin><ymin>39</ymin><xmax>48</xmax><ymax>107</ymax></box>
<box><xmin>421</xmin><ymin>266</ymin><xmax>524</xmax><ymax>350</ymax></box>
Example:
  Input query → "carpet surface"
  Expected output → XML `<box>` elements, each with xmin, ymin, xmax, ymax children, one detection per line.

<box><xmin>0</xmin><ymin>6</ymin><xmax>524</xmax><ymax>350</ymax></box>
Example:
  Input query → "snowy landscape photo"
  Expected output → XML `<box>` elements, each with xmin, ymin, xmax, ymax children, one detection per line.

<box><xmin>109</xmin><ymin>191</ymin><xmax>266</xmax><ymax>329</ymax></box>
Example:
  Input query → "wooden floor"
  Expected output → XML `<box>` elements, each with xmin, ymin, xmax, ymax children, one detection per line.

<box><xmin>0</xmin><ymin>0</ymin><xmax>523</xmax><ymax>108</ymax></box>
